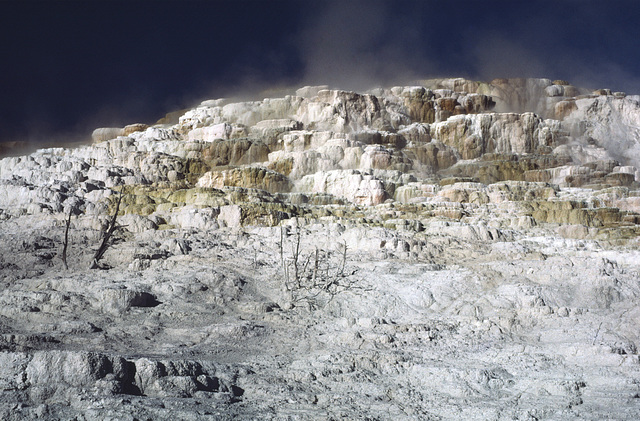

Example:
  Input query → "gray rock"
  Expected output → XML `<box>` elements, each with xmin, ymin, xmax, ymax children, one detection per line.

<box><xmin>1</xmin><ymin>78</ymin><xmax>640</xmax><ymax>420</ymax></box>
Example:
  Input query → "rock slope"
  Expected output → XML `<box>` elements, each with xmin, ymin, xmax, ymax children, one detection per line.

<box><xmin>0</xmin><ymin>78</ymin><xmax>639</xmax><ymax>420</ymax></box>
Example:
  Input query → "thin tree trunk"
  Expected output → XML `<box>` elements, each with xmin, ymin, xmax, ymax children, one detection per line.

<box><xmin>90</xmin><ymin>193</ymin><xmax>123</xmax><ymax>269</ymax></box>
<box><xmin>62</xmin><ymin>210</ymin><xmax>72</xmax><ymax>270</ymax></box>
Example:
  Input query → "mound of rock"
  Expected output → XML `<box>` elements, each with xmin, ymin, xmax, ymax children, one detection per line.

<box><xmin>0</xmin><ymin>78</ymin><xmax>639</xmax><ymax>420</ymax></box>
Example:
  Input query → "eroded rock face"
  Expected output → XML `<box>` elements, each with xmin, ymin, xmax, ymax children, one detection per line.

<box><xmin>6</xmin><ymin>78</ymin><xmax>638</xmax><ymax>213</ymax></box>
<box><xmin>296</xmin><ymin>169</ymin><xmax>388</xmax><ymax>205</ymax></box>
<box><xmin>432</xmin><ymin>112</ymin><xmax>553</xmax><ymax>158</ymax></box>
<box><xmin>1</xmin><ymin>78</ymin><xmax>640</xmax><ymax>420</ymax></box>
<box><xmin>197</xmin><ymin>167</ymin><xmax>293</xmax><ymax>194</ymax></box>
<box><xmin>563</xmin><ymin>95</ymin><xmax>640</xmax><ymax>170</ymax></box>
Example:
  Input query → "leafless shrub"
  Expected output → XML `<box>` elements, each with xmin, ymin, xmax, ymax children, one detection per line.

<box><xmin>280</xmin><ymin>226</ymin><xmax>362</xmax><ymax>310</ymax></box>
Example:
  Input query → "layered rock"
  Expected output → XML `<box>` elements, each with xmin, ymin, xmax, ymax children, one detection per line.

<box><xmin>196</xmin><ymin>167</ymin><xmax>293</xmax><ymax>194</ymax></box>
<box><xmin>2</xmin><ymin>78</ymin><xmax>639</xmax><ymax>225</ymax></box>
<box><xmin>1</xmin><ymin>78</ymin><xmax>640</xmax><ymax>420</ymax></box>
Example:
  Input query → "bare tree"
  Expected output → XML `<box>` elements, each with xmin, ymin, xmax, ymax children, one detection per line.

<box><xmin>279</xmin><ymin>227</ymin><xmax>362</xmax><ymax>310</ymax></box>
<box><xmin>280</xmin><ymin>226</ymin><xmax>288</xmax><ymax>284</ymax></box>
<box><xmin>90</xmin><ymin>192</ymin><xmax>124</xmax><ymax>269</ymax></box>
<box><xmin>62</xmin><ymin>209</ymin><xmax>72</xmax><ymax>270</ymax></box>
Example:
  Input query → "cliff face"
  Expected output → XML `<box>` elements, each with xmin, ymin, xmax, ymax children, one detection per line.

<box><xmin>0</xmin><ymin>78</ymin><xmax>639</xmax><ymax>420</ymax></box>
<box><xmin>2</xmin><ymin>78</ymin><xmax>639</xmax><ymax>214</ymax></box>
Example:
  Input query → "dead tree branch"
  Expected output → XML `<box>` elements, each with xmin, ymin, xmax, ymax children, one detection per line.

<box><xmin>90</xmin><ymin>192</ymin><xmax>123</xmax><ymax>269</ymax></box>
<box><xmin>279</xmin><ymin>229</ymin><xmax>360</xmax><ymax>310</ymax></box>
<box><xmin>280</xmin><ymin>226</ymin><xmax>289</xmax><ymax>287</ymax></box>
<box><xmin>62</xmin><ymin>209</ymin><xmax>72</xmax><ymax>270</ymax></box>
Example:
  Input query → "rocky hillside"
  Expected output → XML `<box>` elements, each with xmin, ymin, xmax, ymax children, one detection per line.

<box><xmin>0</xmin><ymin>78</ymin><xmax>639</xmax><ymax>420</ymax></box>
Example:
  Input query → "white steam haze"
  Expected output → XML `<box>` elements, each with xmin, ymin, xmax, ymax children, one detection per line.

<box><xmin>291</xmin><ymin>1</ymin><xmax>640</xmax><ymax>93</ymax></box>
<box><xmin>2</xmin><ymin>0</ymin><xmax>640</xmax><ymax>155</ymax></box>
<box><xmin>295</xmin><ymin>0</ymin><xmax>435</xmax><ymax>91</ymax></box>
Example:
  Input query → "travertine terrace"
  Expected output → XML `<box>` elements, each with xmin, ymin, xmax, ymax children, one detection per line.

<box><xmin>1</xmin><ymin>78</ymin><xmax>639</xmax><ymax>420</ymax></box>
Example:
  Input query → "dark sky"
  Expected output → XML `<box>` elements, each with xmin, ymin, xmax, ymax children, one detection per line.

<box><xmin>2</xmin><ymin>0</ymin><xmax>640</xmax><ymax>146</ymax></box>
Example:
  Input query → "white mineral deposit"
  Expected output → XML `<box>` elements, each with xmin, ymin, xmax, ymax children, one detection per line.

<box><xmin>0</xmin><ymin>78</ymin><xmax>639</xmax><ymax>420</ymax></box>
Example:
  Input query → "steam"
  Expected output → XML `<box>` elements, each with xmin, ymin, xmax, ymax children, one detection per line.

<box><xmin>471</xmin><ymin>35</ymin><xmax>547</xmax><ymax>82</ymax></box>
<box><xmin>3</xmin><ymin>0</ymin><xmax>640</xmax><ymax>158</ymax></box>
<box><xmin>295</xmin><ymin>0</ymin><xmax>435</xmax><ymax>91</ymax></box>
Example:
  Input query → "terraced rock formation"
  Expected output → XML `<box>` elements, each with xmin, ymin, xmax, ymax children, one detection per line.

<box><xmin>0</xmin><ymin>78</ymin><xmax>639</xmax><ymax>420</ymax></box>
